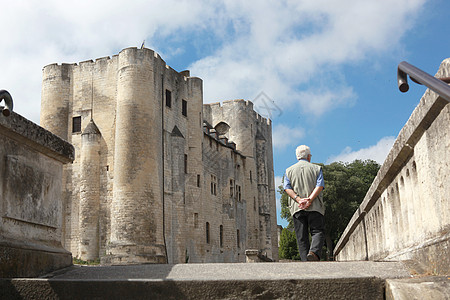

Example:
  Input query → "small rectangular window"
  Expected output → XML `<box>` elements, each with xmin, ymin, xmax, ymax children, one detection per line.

<box><xmin>220</xmin><ymin>225</ymin><xmax>223</xmax><ymax>248</ymax></box>
<box><xmin>165</xmin><ymin>89</ymin><xmax>172</xmax><ymax>108</ymax></box>
<box><xmin>210</xmin><ymin>175</ymin><xmax>217</xmax><ymax>196</ymax></box>
<box><xmin>230</xmin><ymin>179</ymin><xmax>234</xmax><ymax>197</ymax></box>
<box><xmin>72</xmin><ymin>116</ymin><xmax>81</xmax><ymax>133</ymax></box>
<box><xmin>194</xmin><ymin>213</ymin><xmax>199</xmax><ymax>228</ymax></box>
<box><xmin>184</xmin><ymin>154</ymin><xmax>188</xmax><ymax>174</ymax></box>
<box><xmin>237</xmin><ymin>229</ymin><xmax>240</xmax><ymax>248</ymax></box>
<box><xmin>197</xmin><ymin>174</ymin><xmax>201</xmax><ymax>187</ymax></box>
<box><xmin>235</xmin><ymin>185</ymin><xmax>241</xmax><ymax>202</ymax></box>
<box><xmin>182</xmin><ymin>99</ymin><xmax>187</xmax><ymax>117</ymax></box>
<box><xmin>206</xmin><ymin>222</ymin><xmax>210</xmax><ymax>244</ymax></box>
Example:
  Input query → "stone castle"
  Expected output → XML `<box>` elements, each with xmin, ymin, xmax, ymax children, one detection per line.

<box><xmin>39</xmin><ymin>47</ymin><xmax>278</xmax><ymax>264</ymax></box>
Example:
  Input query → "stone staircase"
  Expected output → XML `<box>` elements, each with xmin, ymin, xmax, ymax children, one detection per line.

<box><xmin>3</xmin><ymin>261</ymin><xmax>444</xmax><ymax>300</ymax></box>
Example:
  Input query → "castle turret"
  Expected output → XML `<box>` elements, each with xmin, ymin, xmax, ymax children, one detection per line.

<box><xmin>40</xmin><ymin>63</ymin><xmax>72</xmax><ymax>140</ymax></box>
<box><xmin>79</xmin><ymin>120</ymin><xmax>101</xmax><ymax>261</ymax></box>
<box><xmin>204</xmin><ymin>99</ymin><xmax>278</xmax><ymax>261</ymax></box>
<box><xmin>108</xmin><ymin>48</ymin><xmax>166</xmax><ymax>264</ymax></box>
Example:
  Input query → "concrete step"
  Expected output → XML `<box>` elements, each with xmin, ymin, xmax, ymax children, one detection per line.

<box><xmin>1</xmin><ymin>261</ymin><xmax>412</xmax><ymax>299</ymax></box>
<box><xmin>386</xmin><ymin>276</ymin><xmax>450</xmax><ymax>300</ymax></box>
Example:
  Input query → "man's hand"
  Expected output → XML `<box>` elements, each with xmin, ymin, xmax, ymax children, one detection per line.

<box><xmin>298</xmin><ymin>198</ymin><xmax>311</xmax><ymax>209</ymax></box>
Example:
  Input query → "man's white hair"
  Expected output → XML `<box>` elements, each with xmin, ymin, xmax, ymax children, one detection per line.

<box><xmin>296</xmin><ymin>145</ymin><xmax>311</xmax><ymax>160</ymax></box>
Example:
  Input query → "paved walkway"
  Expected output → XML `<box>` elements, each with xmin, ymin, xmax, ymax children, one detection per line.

<box><xmin>4</xmin><ymin>261</ymin><xmax>448</xmax><ymax>299</ymax></box>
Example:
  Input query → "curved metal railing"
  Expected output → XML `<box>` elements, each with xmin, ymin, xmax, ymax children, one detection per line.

<box><xmin>0</xmin><ymin>89</ymin><xmax>13</xmax><ymax>116</ymax></box>
<box><xmin>398</xmin><ymin>61</ymin><xmax>450</xmax><ymax>103</ymax></box>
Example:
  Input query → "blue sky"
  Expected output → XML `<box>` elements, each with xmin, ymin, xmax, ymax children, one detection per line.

<box><xmin>1</xmin><ymin>0</ymin><xmax>448</xmax><ymax>228</ymax></box>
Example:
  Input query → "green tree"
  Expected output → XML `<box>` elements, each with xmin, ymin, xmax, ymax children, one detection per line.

<box><xmin>278</xmin><ymin>228</ymin><xmax>299</xmax><ymax>260</ymax></box>
<box><xmin>278</xmin><ymin>181</ymin><xmax>293</xmax><ymax>230</ymax></box>
<box><xmin>279</xmin><ymin>159</ymin><xmax>380</xmax><ymax>259</ymax></box>
<box><xmin>322</xmin><ymin>159</ymin><xmax>380</xmax><ymax>251</ymax></box>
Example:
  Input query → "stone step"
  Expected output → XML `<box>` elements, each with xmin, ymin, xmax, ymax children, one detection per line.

<box><xmin>1</xmin><ymin>261</ymin><xmax>412</xmax><ymax>299</ymax></box>
<box><xmin>386</xmin><ymin>276</ymin><xmax>450</xmax><ymax>300</ymax></box>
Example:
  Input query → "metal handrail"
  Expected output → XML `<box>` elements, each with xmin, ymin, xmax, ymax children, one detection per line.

<box><xmin>0</xmin><ymin>89</ymin><xmax>13</xmax><ymax>116</ymax></box>
<box><xmin>398</xmin><ymin>61</ymin><xmax>450</xmax><ymax>103</ymax></box>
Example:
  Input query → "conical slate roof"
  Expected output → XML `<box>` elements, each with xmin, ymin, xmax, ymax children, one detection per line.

<box><xmin>82</xmin><ymin>119</ymin><xmax>101</xmax><ymax>135</ymax></box>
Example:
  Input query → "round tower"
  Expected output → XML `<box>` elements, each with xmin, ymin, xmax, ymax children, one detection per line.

<box><xmin>79</xmin><ymin>119</ymin><xmax>101</xmax><ymax>261</ymax></box>
<box><xmin>223</xmin><ymin>100</ymin><xmax>255</xmax><ymax>157</ymax></box>
<box><xmin>40</xmin><ymin>63</ymin><xmax>72</xmax><ymax>140</ymax></box>
<box><xmin>108</xmin><ymin>48</ymin><xmax>166</xmax><ymax>264</ymax></box>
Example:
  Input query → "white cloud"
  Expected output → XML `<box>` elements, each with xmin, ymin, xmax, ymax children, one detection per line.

<box><xmin>296</xmin><ymin>87</ymin><xmax>356</xmax><ymax>117</ymax></box>
<box><xmin>272</xmin><ymin>124</ymin><xmax>305</xmax><ymax>150</ymax></box>
<box><xmin>190</xmin><ymin>0</ymin><xmax>426</xmax><ymax>115</ymax></box>
<box><xmin>0</xmin><ymin>0</ymin><xmax>216</xmax><ymax>124</ymax></box>
<box><xmin>327</xmin><ymin>136</ymin><xmax>396</xmax><ymax>164</ymax></box>
<box><xmin>0</xmin><ymin>0</ymin><xmax>426</xmax><ymax>124</ymax></box>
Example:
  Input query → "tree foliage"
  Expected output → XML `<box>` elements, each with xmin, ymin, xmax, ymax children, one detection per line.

<box><xmin>278</xmin><ymin>228</ymin><xmax>299</xmax><ymax>260</ymax></box>
<box><xmin>279</xmin><ymin>159</ymin><xmax>380</xmax><ymax>255</ymax></box>
<box><xmin>278</xmin><ymin>183</ymin><xmax>293</xmax><ymax>230</ymax></box>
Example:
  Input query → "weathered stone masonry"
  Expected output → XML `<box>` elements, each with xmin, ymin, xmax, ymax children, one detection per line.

<box><xmin>40</xmin><ymin>47</ymin><xmax>278</xmax><ymax>264</ymax></box>
<box><xmin>334</xmin><ymin>58</ymin><xmax>450</xmax><ymax>275</ymax></box>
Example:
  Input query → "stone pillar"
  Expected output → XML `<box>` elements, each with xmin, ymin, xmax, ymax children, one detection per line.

<box><xmin>108</xmin><ymin>48</ymin><xmax>166</xmax><ymax>264</ymax></box>
<box><xmin>79</xmin><ymin>120</ymin><xmax>101</xmax><ymax>261</ymax></box>
<box><xmin>245</xmin><ymin>249</ymin><xmax>260</xmax><ymax>263</ymax></box>
<box><xmin>40</xmin><ymin>63</ymin><xmax>72</xmax><ymax>140</ymax></box>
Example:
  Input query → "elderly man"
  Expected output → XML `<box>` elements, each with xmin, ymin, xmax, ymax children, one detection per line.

<box><xmin>284</xmin><ymin>145</ymin><xmax>325</xmax><ymax>261</ymax></box>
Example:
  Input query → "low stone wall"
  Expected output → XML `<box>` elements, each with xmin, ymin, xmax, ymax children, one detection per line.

<box><xmin>334</xmin><ymin>59</ymin><xmax>450</xmax><ymax>275</ymax></box>
<box><xmin>0</xmin><ymin>111</ymin><xmax>74</xmax><ymax>277</ymax></box>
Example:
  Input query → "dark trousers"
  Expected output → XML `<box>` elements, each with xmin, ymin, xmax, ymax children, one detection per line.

<box><xmin>293</xmin><ymin>210</ymin><xmax>325</xmax><ymax>261</ymax></box>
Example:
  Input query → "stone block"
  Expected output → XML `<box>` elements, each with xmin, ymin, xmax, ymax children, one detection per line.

<box><xmin>0</xmin><ymin>111</ymin><xmax>74</xmax><ymax>277</ymax></box>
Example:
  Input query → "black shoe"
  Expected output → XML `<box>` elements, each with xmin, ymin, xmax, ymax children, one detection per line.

<box><xmin>307</xmin><ymin>251</ymin><xmax>319</xmax><ymax>261</ymax></box>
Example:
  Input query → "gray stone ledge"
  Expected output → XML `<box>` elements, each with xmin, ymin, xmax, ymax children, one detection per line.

<box><xmin>334</xmin><ymin>87</ymin><xmax>449</xmax><ymax>256</ymax></box>
<box><xmin>0</xmin><ymin>112</ymin><xmax>74</xmax><ymax>163</ymax></box>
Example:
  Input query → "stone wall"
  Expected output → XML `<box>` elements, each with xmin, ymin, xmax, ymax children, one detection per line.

<box><xmin>0</xmin><ymin>111</ymin><xmax>74</xmax><ymax>277</ymax></box>
<box><xmin>204</xmin><ymin>100</ymin><xmax>278</xmax><ymax>261</ymax></box>
<box><xmin>39</xmin><ymin>47</ymin><xmax>278</xmax><ymax>264</ymax></box>
<box><xmin>334</xmin><ymin>59</ymin><xmax>450</xmax><ymax>275</ymax></box>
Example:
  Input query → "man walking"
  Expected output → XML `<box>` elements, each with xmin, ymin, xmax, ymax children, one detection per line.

<box><xmin>284</xmin><ymin>145</ymin><xmax>325</xmax><ymax>261</ymax></box>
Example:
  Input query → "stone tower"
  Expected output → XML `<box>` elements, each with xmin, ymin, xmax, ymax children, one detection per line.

<box><xmin>40</xmin><ymin>47</ymin><xmax>278</xmax><ymax>264</ymax></box>
<box><xmin>203</xmin><ymin>100</ymin><xmax>278</xmax><ymax>261</ymax></box>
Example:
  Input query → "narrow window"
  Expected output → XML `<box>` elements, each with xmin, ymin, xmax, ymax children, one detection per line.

<box><xmin>184</xmin><ymin>154</ymin><xmax>188</xmax><ymax>174</ymax></box>
<box><xmin>182</xmin><ymin>99</ymin><xmax>187</xmax><ymax>117</ymax></box>
<box><xmin>237</xmin><ymin>229</ymin><xmax>240</xmax><ymax>248</ymax></box>
<box><xmin>235</xmin><ymin>185</ymin><xmax>241</xmax><ymax>202</ymax></box>
<box><xmin>230</xmin><ymin>179</ymin><xmax>234</xmax><ymax>197</ymax></box>
<box><xmin>194</xmin><ymin>213</ymin><xmax>198</xmax><ymax>228</ymax></box>
<box><xmin>250</xmin><ymin>171</ymin><xmax>252</xmax><ymax>182</ymax></box>
<box><xmin>197</xmin><ymin>174</ymin><xmax>201</xmax><ymax>187</ymax></box>
<box><xmin>72</xmin><ymin>116</ymin><xmax>81</xmax><ymax>133</ymax></box>
<box><xmin>211</xmin><ymin>176</ymin><xmax>214</xmax><ymax>195</ymax></box>
<box><xmin>211</xmin><ymin>175</ymin><xmax>217</xmax><ymax>196</ymax></box>
<box><xmin>206</xmin><ymin>222</ymin><xmax>210</xmax><ymax>244</ymax></box>
<box><xmin>220</xmin><ymin>225</ymin><xmax>223</xmax><ymax>248</ymax></box>
<box><xmin>238</xmin><ymin>186</ymin><xmax>241</xmax><ymax>202</ymax></box>
<box><xmin>165</xmin><ymin>89</ymin><xmax>172</xmax><ymax>108</ymax></box>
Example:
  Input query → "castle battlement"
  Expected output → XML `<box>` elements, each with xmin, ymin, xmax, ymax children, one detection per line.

<box><xmin>43</xmin><ymin>48</ymin><xmax>197</xmax><ymax>82</ymax></box>
<box><xmin>203</xmin><ymin>99</ymin><xmax>272</xmax><ymax>128</ymax></box>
